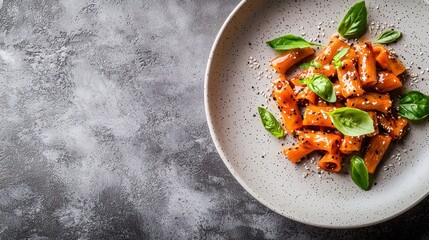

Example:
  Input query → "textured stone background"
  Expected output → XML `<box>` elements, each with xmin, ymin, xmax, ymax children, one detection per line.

<box><xmin>0</xmin><ymin>0</ymin><xmax>428</xmax><ymax>239</ymax></box>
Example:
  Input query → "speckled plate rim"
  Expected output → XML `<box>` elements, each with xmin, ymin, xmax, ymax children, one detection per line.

<box><xmin>204</xmin><ymin>0</ymin><xmax>309</xmax><ymax>227</ymax></box>
<box><xmin>204</xmin><ymin>0</ymin><xmax>429</xmax><ymax>228</ymax></box>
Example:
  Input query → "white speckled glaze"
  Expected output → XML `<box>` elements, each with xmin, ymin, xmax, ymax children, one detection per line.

<box><xmin>205</xmin><ymin>0</ymin><xmax>429</xmax><ymax>228</ymax></box>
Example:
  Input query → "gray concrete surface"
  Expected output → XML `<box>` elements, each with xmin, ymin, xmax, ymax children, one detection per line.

<box><xmin>0</xmin><ymin>0</ymin><xmax>428</xmax><ymax>239</ymax></box>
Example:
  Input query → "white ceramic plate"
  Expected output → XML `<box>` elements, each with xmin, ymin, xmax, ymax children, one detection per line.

<box><xmin>205</xmin><ymin>0</ymin><xmax>429</xmax><ymax>228</ymax></box>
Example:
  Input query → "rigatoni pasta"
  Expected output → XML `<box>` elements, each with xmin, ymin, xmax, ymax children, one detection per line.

<box><xmin>266</xmin><ymin>35</ymin><xmax>408</xmax><ymax>175</ymax></box>
<box><xmin>355</xmin><ymin>42</ymin><xmax>377</xmax><ymax>87</ymax></box>
<box><xmin>257</xmin><ymin>0</ymin><xmax>429</xmax><ymax>191</ymax></box>
<box><xmin>373</xmin><ymin>44</ymin><xmax>406</xmax><ymax>76</ymax></box>
<box><xmin>364</xmin><ymin>134</ymin><xmax>392</xmax><ymax>174</ymax></box>
<box><xmin>318</xmin><ymin>151</ymin><xmax>343</xmax><ymax>172</ymax></box>
<box><xmin>373</xmin><ymin>72</ymin><xmax>402</xmax><ymax>92</ymax></box>
<box><xmin>346</xmin><ymin>92</ymin><xmax>392</xmax><ymax>114</ymax></box>
<box><xmin>272</xmin><ymin>80</ymin><xmax>303</xmax><ymax>134</ymax></box>
<box><xmin>302</xmin><ymin>105</ymin><xmax>335</xmax><ymax>128</ymax></box>
<box><xmin>271</xmin><ymin>47</ymin><xmax>315</xmax><ymax>74</ymax></box>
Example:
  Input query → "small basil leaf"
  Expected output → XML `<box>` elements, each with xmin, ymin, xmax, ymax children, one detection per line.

<box><xmin>325</xmin><ymin>107</ymin><xmax>374</xmax><ymax>136</ymax></box>
<box><xmin>334</xmin><ymin>61</ymin><xmax>343</xmax><ymax>69</ymax></box>
<box><xmin>299</xmin><ymin>60</ymin><xmax>322</xmax><ymax>69</ymax></box>
<box><xmin>258</xmin><ymin>107</ymin><xmax>285</xmax><ymax>138</ymax></box>
<box><xmin>313</xmin><ymin>61</ymin><xmax>322</xmax><ymax>69</ymax></box>
<box><xmin>267</xmin><ymin>34</ymin><xmax>322</xmax><ymax>51</ymax></box>
<box><xmin>375</xmin><ymin>30</ymin><xmax>401</xmax><ymax>44</ymax></box>
<box><xmin>306</xmin><ymin>74</ymin><xmax>336</xmax><ymax>103</ymax></box>
<box><xmin>337</xmin><ymin>1</ymin><xmax>368</xmax><ymax>39</ymax></box>
<box><xmin>398</xmin><ymin>91</ymin><xmax>429</xmax><ymax>120</ymax></box>
<box><xmin>333</xmin><ymin>48</ymin><xmax>349</xmax><ymax>69</ymax></box>
<box><xmin>298</xmin><ymin>78</ymin><xmax>308</xmax><ymax>84</ymax></box>
<box><xmin>300</xmin><ymin>62</ymin><xmax>312</xmax><ymax>69</ymax></box>
<box><xmin>333</xmin><ymin>48</ymin><xmax>350</xmax><ymax>62</ymax></box>
<box><xmin>350</xmin><ymin>156</ymin><xmax>370</xmax><ymax>190</ymax></box>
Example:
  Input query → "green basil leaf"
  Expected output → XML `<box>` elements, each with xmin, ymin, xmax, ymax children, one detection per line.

<box><xmin>298</xmin><ymin>78</ymin><xmax>308</xmax><ymax>84</ymax></box>
<box><xmin>334</xmin><ymin>61</ymin><xmax>343</xmax><ymax>69</ymax></box>
<box><xmin>337</xmin><ymin>1</ymin><xmax>368</xmax><ymax>39</ymax></box>
<box><xmin>375</xmin><ymin>30</ymin><xmax>401</xmax><ymax>44</ymax></box>
<box><xmin>258</xmin><ymin>107</ymin><xmax>285</xmax><ymax>138</ymax></box>
<box><xmin>350</xmin><ymin>156</ymin><xmax>370</xmax><ymax>190</ymax></box>
<box><xmin>398</xmin><ymin>91</ymin><xmax>429</xmax><ymax>120</ymax></box>
<box><xmin>267</xmin><ymin>34</ymin><xmax>322</xmax><ymax>51</ymax></box>
<box><xmin>325</xmin><ymin>107</ymin><xmax>374</xmax><ymax>136</ymax></box>
<box><xmin>333</xmin><ymin>48</ymin><xmax>350</xmax><ymax>62</ymax></box>
<box><xmin>332</xmin><ymin>48</ymin><xmax>349</xmax><ymax>69</ymax></box>
<box><xmin>313</xmin><ymin>61</ymin><xmax>322</xmax><ymax>69</ymax></box>
<box><xmin>300</xmin><ymin>60</ymin><xmax>322</xmax><ymax>69</ymax></box>
<box><xmin>300</xmin><ymin>62</ymin><xmax>312</xmax><ymax>69</ymax></box>
<box><xmin>306</xmin><ymin>74</ymin><xmax>336</xmax><ymax>103</ymax></box>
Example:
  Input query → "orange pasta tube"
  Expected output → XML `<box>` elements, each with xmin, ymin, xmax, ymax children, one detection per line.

<box><xmin>364</xmin><ymin>134</ymin><xmax>392</xmax><ymax>174</ymax></box>
<box><xmin>378</xmin><ymin>114</ymin><xmax>409</xmax><ymax>139</ymax></box>
<box><xmin>302</xmin><ymin>105</ymin><xmax>335</xmax><ymax>128</ymax></box>
<box><xmin>290</xmin><ymin>70</ymin><xmax>308</xmax><ymax>87</ymax></box>
<box><xmin>337</xmin><ymin>59</ymin><xmax>365</xmax><ymax>98</ymax></box>
<box><xmin>271</xmin><ymin>48</ymin><xmax>315</xmax><ymax>74</ymax></box>
<box><xmin>290</xmin><ymin>64</ymin><xmax>337</xmax><ymax>87</ymax></box>
<box><xmin>373</xmin><ymin>44</ymin><xmax>406</xmax><ymax>76</ymax></box>
<box><xmin>297</xmin><ymin>130</ymin><xmax>342</xmax><ymax>154</ymax></box>
<box><xmin>283</xmin><ymin>145</ymin><xmax>314</xmax><ymax>163</ymax></box>
<box><xmin>355</xmin><ymin>42</ymin><xmax>377</xmax><ymax>87</ymax></box>
<box><xmin>346</xmin><ymin>92</ymin><xmax>392</xmax><ymax>114</ymax></box>
<box><xmin>318</xmin><ymin>151</ymin><xmax>343</xmax><ymax>172</ymax></box>
<box><xmin>318</xmin><ymin>64</ymin><xmax>337</xmax><ymax>78</ymax></box>
<box><xmin>296</xmin><ymin>87</ymin><xmax>318</xmax><ymax>104</ymax></box>
<box><xmin>315</xmin><ymin>98</ymin><xmax>345</xmax><ymax>108</ymax></box>
<box><xmin>316</xmin><ymin>98</ymin><xmax>329</xmax><ymax>107</ymax></box>
<box><xmin>315</xmin><ymin>36</ymin><xmax>349</xmax><ymax>65</ymax></box>
<box><xmin>367</xmin><ymin>111</ymin><xmax>379</xmax><ymax>137</ymax></box>
<box><xmin>344</xmin><ymin>47</ymin><xmax>358</xmax><ymax>63</ymax></box>
<box><xmin>373</xmin><ymin>71</ymin><xmax>402</xmax><ymax>92</ymax></box>
<box><xmin>339</xmin><ymin>136</ymin><xmax>363</xmax><ymax>154</ymax></box>
<box><xmin>272</xmin><ymin>80</ymin><xmax>303</xmax><ymax>134</ymax></box>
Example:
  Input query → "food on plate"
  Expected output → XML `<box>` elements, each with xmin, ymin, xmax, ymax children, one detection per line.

<box><xmin>257</xmin><ymin>1</ymin><xmax>429</xmax><ymax>190</ymax></box>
